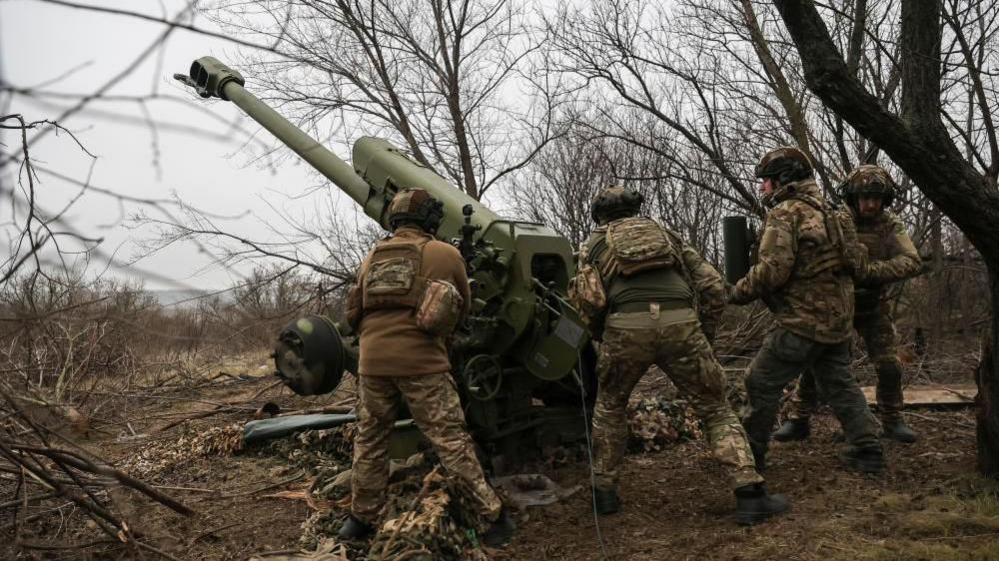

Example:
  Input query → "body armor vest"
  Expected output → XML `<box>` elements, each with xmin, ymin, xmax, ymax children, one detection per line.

<box><xmin>855</xmin><ymin>214</ymin><xmax>892</xmax><ymax>312</ymax></box>
<box><xmin>788</xmin><ymin>193</ymin><xmax>851</xmax><ymax>281</ymax></box>
<box><xmin>595</xmin><ymin>217</ymin><xmax>680</xmax><ymax>279</ymax></box>
<box><xmin>856</xmin><ymin>217</ymin><xmax>891</xmax><ymax>262</ymax></box>
<box><xmin>362</xmin><ymin>236</ymin><xmax>432</xmax><ymax>311</ymax></box>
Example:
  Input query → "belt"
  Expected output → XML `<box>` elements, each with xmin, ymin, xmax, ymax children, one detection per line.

<box><xmin>611</xmin><ymin>300</ymin><xmax>692</xmax><ymax>313</ymax></box>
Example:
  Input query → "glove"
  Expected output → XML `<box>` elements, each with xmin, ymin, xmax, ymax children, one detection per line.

<box><xmin>726</xmin><ymin>283</ymin><xmax>751</xmax><ymax>306</ymax></box>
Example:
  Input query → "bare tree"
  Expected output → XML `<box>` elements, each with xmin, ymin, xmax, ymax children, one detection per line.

<box><xmin>206</xmin><ymin>0</ymin><xmax>561</xmax><ymax>200</ymax></box>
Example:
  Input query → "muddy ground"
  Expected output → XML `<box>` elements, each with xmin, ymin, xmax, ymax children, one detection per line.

<box><xmin>4</xmin><ymin>363</ymin><xmax>997</xmax><ymax>561</ymax></box>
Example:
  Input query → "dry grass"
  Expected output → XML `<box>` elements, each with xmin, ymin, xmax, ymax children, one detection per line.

<box><xmin>820</xmin><ymin>477</ymin><xmax>999</xmax><ymax>561</ymax></box>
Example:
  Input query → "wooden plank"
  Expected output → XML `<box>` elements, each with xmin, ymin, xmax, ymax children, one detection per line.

<box><xmin>859</xmin><ymin>384</ymin><xmax>977</xmax><ymax>407</ymax></box>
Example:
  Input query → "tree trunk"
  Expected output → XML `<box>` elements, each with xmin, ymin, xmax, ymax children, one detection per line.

<box><xmin>978</xmin><ymin>269</ymin><xmax>999</xmax><ymax>476</ymax></box>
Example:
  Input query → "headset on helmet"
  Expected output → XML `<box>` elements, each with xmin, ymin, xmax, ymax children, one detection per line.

<box><xmin>755</xmin><ymin>146</ymin><xmax>814</xmax><ymax>185</ymax></box>
<box><xmin>842</xmin><ymin>164</ymin><xmax>896</xmax><ymax>208</ymax></box>
<box><xmin>590</xmin><ymin>186</ymin><xmax>644</xmax><ymax>224</ymax></box>
<box><xmin>387</xmin><ymin>188</ymin><xmax>445</xmax><ymax>233</ymax></box>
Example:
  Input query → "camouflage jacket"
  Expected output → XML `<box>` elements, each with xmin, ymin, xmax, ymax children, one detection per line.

<box><xmin>580</xmin><ymin>221</ymin><xmax>727</xmax><ymax>338</ymax></box>
<box><xmin>854</xmin><ymin>209</ymin><xmax>921</xmax><ymax>314</ymax></box>
<box><xmin>855</xmin><ymin>210</ymin><xmax>920</xmax><ymax>286</ymax></box>
<box><xmin>730</xmin><ymin>179</ymin><xmax>858</xmax><ymax>343</ymax></box>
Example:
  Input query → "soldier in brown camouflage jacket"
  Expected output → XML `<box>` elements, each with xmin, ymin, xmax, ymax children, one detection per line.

<box><xmin>338</xmin><ymin>189</ymin><xmax>514</xmax><ymax>547</ymax></box>
<box><xmin>729</xmin><ymin>147</ymin><xmax>885</xmax><ymax>474</ymax></box>
<box><xmin>572</xmin><ymin>186</ymin><xmax>788</xmax><ymax>525</ymax></box>
<box><xmin>774</xmin><ymin>165</ymin><xmax>922</xmax><ymax>443</ymax></box>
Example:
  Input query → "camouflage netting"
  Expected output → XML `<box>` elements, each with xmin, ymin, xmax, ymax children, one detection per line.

<box><xmin>627</xmin><ymin>397</ymin><xmax>702</xmax><ymax>452</ymax></box>
<box><xmin>118</xmin><ymin>422</ymin><xmax>244</xmax><ymax>477</ymax></box>
<box><xmin>259</xmin><ymin>425</ymin><xmax>484</xmax><ymax>560</ymax></box>
<box><xmin>366</xmin><ymin>469</ymin><xmax>490</xmax><ymax>561</ymax></box>
<box><xmin>263</xmin><ymin>424</ymin><xmax>356</xmax><ymax>475</ymax></box>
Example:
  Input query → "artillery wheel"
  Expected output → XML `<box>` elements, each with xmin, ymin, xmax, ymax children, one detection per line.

<box><xmin>464</xmin><ymin>354</ymin><xmax>504</xmax><ymax>401</ymax></box>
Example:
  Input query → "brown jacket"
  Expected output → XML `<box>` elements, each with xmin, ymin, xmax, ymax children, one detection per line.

<box><xmin>355</xmin><ymin>227</ymin><xmax>471</xmax><ymax>376</ymax></box>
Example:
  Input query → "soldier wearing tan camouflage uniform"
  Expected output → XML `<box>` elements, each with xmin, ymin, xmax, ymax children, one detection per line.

<box><xmin>338</xmin><ymin>188</ymin><xmax>514</xmax><ymax>546</ymax></box>
<box><xmin>729</xmin><ymin>148</ymin><xmax>886</xmax><ymax>474</ymax></box>
<box><xmin>571</xmin><ymin>186</ymin><xmax>788</xmax><ymax>525</ymax></box>
<box><xmin>774</xmin><ymin>165</ymin><xmax>922</xmax><ymax>443</ymax></box>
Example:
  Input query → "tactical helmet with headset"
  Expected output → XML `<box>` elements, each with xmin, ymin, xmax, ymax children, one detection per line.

<box><xmin>842</xmin><ymin>164</ymin><xmax>896</xmax><ymax>209</ymax></box>
<box><xmin>754</xmin><ymin>147</ymin><xmax>815</xmax><ymax>207</ymax></box>
<box><xmin>387</xmin><ymin>188</ymin><xmax>445</xmax><ymax>234</ymax></box>
<box><xmin>755</xmin><ymin>146</ymin><xmax>814</xmax><ymax>184</ymax></box>
<box><xmin>590</xmin><ymin>185</ymin><xmax>644</xmax><ymax>225</ymax></box>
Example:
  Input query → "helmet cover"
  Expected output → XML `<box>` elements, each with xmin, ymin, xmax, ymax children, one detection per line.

<box><xmin>590</xmin><ymin>185</ymin><xmax>644</xmax><ymax>224</ymax></box>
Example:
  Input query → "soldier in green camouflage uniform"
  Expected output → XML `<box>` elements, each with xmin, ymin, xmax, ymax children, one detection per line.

<box><xmin>573</xmin><ymin>186</ymin><xmax>788</xmax><ymax>525</ymax></box>
<box><xmin>774</xmin><ymin>165</ymin><xmax>922</xmax><ymax>443</ymax></box>
<box><xmin>729</xmin><ymin>148</ymin><xmax>885</xmax><ymax>474</ymax></box>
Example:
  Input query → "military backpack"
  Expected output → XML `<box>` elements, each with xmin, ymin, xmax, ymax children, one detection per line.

<box><xmin>351</xmin><ymin>236</ymin><xmax>464</xmax><ymax>336</ymax></box>
<box><xmin>569</xmin><ymin>217</ymin><xmax>683</xmax><ymax>328</ymax></box>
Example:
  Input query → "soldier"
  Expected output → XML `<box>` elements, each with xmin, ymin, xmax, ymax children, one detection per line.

<box><xmin>337</xmin><ymin>188</ymin><xmax>515</xmax><ymax>546</ymax></box>
<box><xmin>774</xmin><ymin>165</ymin><xmax>922</xmax><ymax>443</ymax></box>
<box><xmin>729</xmin><ymin>147</ymin><xmax>885</xmax><ymax>474</ymax></box>
<box><xmin>570</xmin><ymin>186</ymin><xmax>788</xmax><ymax>525</ymax></box>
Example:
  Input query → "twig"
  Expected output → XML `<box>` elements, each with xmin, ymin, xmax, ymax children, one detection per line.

<box><xmin>11</xmin><ymin>445</ymin><xmax>195</xmax><ymax>516</ymax></box>
<box><xmin>190</xmin><ymin>521</ymin><xmax>243</xmax><ymax>544</ymax></box>
<box><xmin>157</xmin><ymin>406</ymin><xmax>238</xmax><ymax>432</ymax></box>
<box><xmin>152</xmin><ymin>484</ymin><xmax>218</xmax><ymax>494</ymax></box>
<box><xmin>17</xmin><ymin>539</ymin><xmax>116</xmax><ymax>550</ymax></box>
<box><xmin>222</xmin><ymin>470</ymin><xmax>305</xmax><ymax>498</ymax></box>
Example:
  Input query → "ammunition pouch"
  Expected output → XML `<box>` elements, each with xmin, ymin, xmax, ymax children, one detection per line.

<box><xmin>568</xmin><ymin>262</ymin><xmax>607</xmax><ymax>330</ymax></box>
<box><xmin>415</xmin><ymin>279</ymin><xmax>464</xmax><ymax>336</ymax></box>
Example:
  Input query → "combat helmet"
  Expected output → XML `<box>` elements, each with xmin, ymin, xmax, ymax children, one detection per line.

<box><xmin>755</xmin><ymin>147</ymin><xmax>814</xmax><ymax>207</ymax></box>
<box><xmin>842</xmin><ymin>164</ymin><xmax>895</xmax><ymax>208</ymax></box>
<box><xmin>591</xmin><ymin>185</ymin><xmax>644</xmax><ymax>224</ymax></box>
<box><xmin>755</xmin><ymin>146</ymin><xmax>814</xmax><ymax>184</ymax></box>
<box><xmin>386</xmin><ymin>188</ymin><xmax>445</xmax><ymax>233</ymax></box>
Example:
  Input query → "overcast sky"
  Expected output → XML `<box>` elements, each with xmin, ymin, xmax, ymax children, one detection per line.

<box><xmin>1</xmin><ymin>0</ymin><xmax>358</xmax><ymax>290</ymax></box>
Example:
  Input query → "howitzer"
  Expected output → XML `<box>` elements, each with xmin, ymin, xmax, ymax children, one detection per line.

<box><xmin>176</xmin><ymin>57</ymin><xmax>596</xmax><ymax>463</ymax></box>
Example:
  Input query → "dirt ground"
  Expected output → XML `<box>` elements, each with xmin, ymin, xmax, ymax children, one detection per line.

<box><xmin>4</xmin><ymin>364</ymin><xmax>997</xmax><ymax>561</ymax></box>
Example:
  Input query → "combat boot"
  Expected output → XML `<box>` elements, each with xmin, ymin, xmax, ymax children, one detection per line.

<box><xmin>772</xmin><ymin>418</ymin><xmax>810</xmax><ymax>442</ymax></box>
<box><xmin>840</xmin><ymin>445</ymin><xmax>885</xmax><ymax>474</ymax></box>
<box><xmin>734</xmin><ymin>483</ymin><xmax>790</xmax><ymax>526</ymax></box>
<box><xmin>480</xmin><ymin>508</ymin><xmax>516</xmax><ymax>547</ymax></box>
<box><xmin>593</xmin><ymin>487</ymin><xmax>621</xmax><ymax>515</ymax></box>
<box><xmin>337</xmin><ymin>514</ymin><xmax>374</xmax><ymax>540</ymax></box>
<box><xmin>882</xmin><ymin>419</ymin><xmax>917</xmax><ymax>443</ymax></box>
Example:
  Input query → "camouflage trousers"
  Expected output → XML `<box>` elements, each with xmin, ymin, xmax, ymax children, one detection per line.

<box><xmin>592</xmin><ymin>307</ymin><xmax>763</xmax><ymax>492</ymax></box>
<box><xmin>789</xmin><ymin>313</ymin><xmax>905</xmax><ymax>423</ymax></box>
<box><xmin>351</xmin><ymin>373</ymin><xmax>503</xmax><ymax>526</ymax></box>
<box><xmin>743</xmin><ymin>328</ymin><xmax>880</xmax><ymax>453</ymax></box>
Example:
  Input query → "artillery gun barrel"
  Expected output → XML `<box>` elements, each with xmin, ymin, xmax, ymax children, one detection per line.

<box><xmin>177</xmin><ymin>57</ymin><xmax>369</xmax><ymax>206</ymax></box>
<box><xmin>175</xmin><ymin>57</ymin><xmax>497</xmax><ymax>237</ymax></box>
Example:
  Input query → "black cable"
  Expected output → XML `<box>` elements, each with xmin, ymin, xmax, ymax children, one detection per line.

<box><xmin>575</xmin><ymin>349</ymin><xmax>609</xmax><ymax>560</ymax></box>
